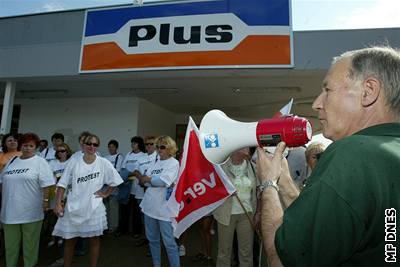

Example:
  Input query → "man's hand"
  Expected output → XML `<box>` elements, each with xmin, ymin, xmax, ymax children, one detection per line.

<box><xmin>258</xmin><ymin>142</ymin><xmax>287</xmax><ymax>267</ymax></box>
<box><xmin>256</xmin><ymin>142</ymin><xmax>287</xmax><ymax>183</ymax></box>
<box><xmin>279</xmin><ymin>156</ymin><xmax>300</xmax><ymax>208</ymax></box>
<box><xmin>253</xmin><ymin>212</ymin><xmax>261</xmax><ymax>234</ymax></box>
<box><xmin>279</xmin><ymin>156</ymin><xmax>293</xmax><ymax>186</ymax></box>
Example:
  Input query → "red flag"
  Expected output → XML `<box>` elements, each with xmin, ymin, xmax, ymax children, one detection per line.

<box><xmin>167</xmin><ymin>117</ymin><xmax>236</xmax><ymax>237</ymax></box>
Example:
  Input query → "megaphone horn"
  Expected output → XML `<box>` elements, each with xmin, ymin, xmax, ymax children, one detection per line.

<box><xmin>199</xmin><ymin>110</ymin><xmax>312</xmax><ymax>165</ymax></box>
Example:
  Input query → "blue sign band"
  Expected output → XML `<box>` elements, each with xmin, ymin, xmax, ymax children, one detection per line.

<box><xmin>85</xmin><ymin>0</ymin><xmax>289</xmax><ymax>36</ymax></box>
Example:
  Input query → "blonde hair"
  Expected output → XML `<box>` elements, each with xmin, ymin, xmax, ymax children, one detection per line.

<box><xmin>144</xmin><ymin>136</ymin><xmax>156</xmax><ymax>142</ymax></box>
<box><xmin>83</xmin><ymin>134</ymin><xmax>100</xmax><ymax>147</ymax></box>
<box><xmin>155</xmin><ymin>135</ymin><xmax>178</xmax><ymax>157</ymax></box>
<box><xmin>55</xmin><ymin>143</ymin><xmax>73</xmax><ymax>160</ymax></box>
<box><xmin>305</xmin><ymin>142</ymin><xmax>325</xmax><ymax>158</ymax></box>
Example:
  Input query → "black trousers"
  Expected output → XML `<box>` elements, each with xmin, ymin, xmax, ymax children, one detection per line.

<box><xmin>119</xmin><ymin>195</ymin><xmax>143</xmax><ymax>235</ymax></box>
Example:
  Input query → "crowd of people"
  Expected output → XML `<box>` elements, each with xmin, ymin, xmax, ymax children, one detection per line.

<box><xmin>0</xmin><ymin>45</ymin><xmax>399</xmax><ymax>267</ymax></box>
<box><xmin>0</xmin><ymin>128</ymin><xmax>320</xmax><ymax>267</ymax></box>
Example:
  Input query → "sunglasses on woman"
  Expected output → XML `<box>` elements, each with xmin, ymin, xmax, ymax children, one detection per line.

<box><xmin>85</xmin><ymin>142</ymin><xmax>99</xmax><ymax>147</ymax></box>
<box><xmin>156</xmin><ymin>145</ymin><xmax>166</xmax><ymax>150</ymax></box>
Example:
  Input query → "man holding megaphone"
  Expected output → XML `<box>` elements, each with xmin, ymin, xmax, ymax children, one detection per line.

<box><xmin>257</xmin><ymin>46</ymin><xmax>400</xmax><ymax>267</ymax></box>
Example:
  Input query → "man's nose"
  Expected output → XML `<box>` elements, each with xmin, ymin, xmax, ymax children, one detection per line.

<box><xmin>312</xmin><ymin>94</ymin><xmax>323</xmax><ymax>111</ymax></box>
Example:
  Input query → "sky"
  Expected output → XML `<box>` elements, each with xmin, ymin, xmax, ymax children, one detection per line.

<box><xmin>0</xmin><ymin>0</ymin><xmax>399</xmax><ymax>31</ymax></box>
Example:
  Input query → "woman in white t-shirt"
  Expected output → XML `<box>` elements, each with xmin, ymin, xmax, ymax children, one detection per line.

<box><xmin>46</xmin><ymin>143</ymin><xmax>72</xmax><ymax>247</ymax></box>
<box><xmin>0</xmin><ymin>132</ymin><xmax>55</xmax><ymax>267</ymax></box>
<box><xmin>53</xmin><ymin>133</ymin><xmax>123</xmax><ymax>267</ymax></box>
<box><xmin>103</xmin><ymin>139</ymin><xmax>123</xmax><ymax>233</ymax></box>
<box><xmin>119</xmin><ymin>136</ymin><xmax>146</xmax><ymax>236</ymax></box>
<box><xmin>139</xmin><ymin>135</ymin><xmax>180</xmax><ymax>267</ymax></box>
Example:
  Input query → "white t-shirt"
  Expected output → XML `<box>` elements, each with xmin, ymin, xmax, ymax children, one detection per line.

<box><xmin>229</xmin><ymin>160</ymin><xmax>255</xmax><ymax>214</ymax></box>
<box><xmin>71</xmin><ymin>150</ymin><xmax>83</xmax><ymax>160</ymax></box>
<box><xmin>134</xmin><ymin>152</ymin><xmax>158</xmax><ymax>199</ymax></box>
<box><xmin>121</xmin><ymin>151</ymin><xmax>146</xmax><ymax>195</ymax></box>
<box><xmin>140</xmin><ymin>157</ymin><xmax>179</xmax><ymax>221</ymax></box>
<box><xmin>49</xmin><ymin>159</ymin><xmax>70</xmax><ymax>180</ymax></box>
<box><xmin>122</xmin><ymin>151</ymin><xmax>145</xmax><ymax>172</ymax></box>
<box><xmin>71</xmin><ymin>150</ymin><xmax>101</xmax><ymax>161</ymax></box>
<box><xmin>57</xmin><ymin>156</ymin><xmax>123</xmax><ymax>225</ymax></box>
<box><xmin>40</xmin><ymin>147</ymin><xmax>56</xmax><ymax>162</ymax></box>
<box><xmin>49</xmin><ymin>159</ymin><xmax>70</xmax><ymax>208</ymax></box>
<box><xmin>0</xmin><ymin>155</ymin><xmax>55</xmax><ymax>224</ymax></box>
<box><xmin>286</xmin><ymin>147</ymin><xmax>308</xmax><ymax>188</ymax></box>
<box><xmin>104</xmin><ymin>153</ymin><xmax>124</xmax><ymax>172</ymax></box>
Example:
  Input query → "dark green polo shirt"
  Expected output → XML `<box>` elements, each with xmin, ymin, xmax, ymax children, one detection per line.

<box><xmin>275</xmin><ymin>123</ymin><xmax>400</xmax><ymax>266</ymax></box>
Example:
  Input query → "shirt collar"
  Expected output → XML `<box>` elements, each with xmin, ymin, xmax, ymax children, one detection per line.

<box><xmin>353</xmin><ymin>122</ymin><xmax>400</xmax><ymax>137</ymax></box>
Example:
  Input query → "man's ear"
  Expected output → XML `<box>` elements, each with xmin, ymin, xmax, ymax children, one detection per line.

<box><xmin>361</xmin><ymin>76</ymin><xmax>381</xmax><ymax>107</ymax></box>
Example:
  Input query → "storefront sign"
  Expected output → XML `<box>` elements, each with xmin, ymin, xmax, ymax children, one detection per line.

<box><xmin>79</xmin><ymin>0</ymin><xmax>293</xmax><ymax>72</ymax></box>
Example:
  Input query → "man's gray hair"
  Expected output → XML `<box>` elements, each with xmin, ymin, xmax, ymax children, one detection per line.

<box><xmin>334</xmin><ymin>46</ymin><xmax>400</xmax><ymax>115</ymax></box>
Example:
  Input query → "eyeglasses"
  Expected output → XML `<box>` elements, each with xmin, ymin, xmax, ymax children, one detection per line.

<box><xmin>145</xmin><ymin>143</ymin><xmax>154</xmax><ymax>146</ymax></box>
<box><xmin>57</xmin><ymin>150</ymin><xmax>67</xmax><ymax>153</ymax></box>
<box><xmin>85</xmin><ymin>142</ymin><xmax>99</xmax><ymax>147</ymax></box>
<box><xmin>156</xmin><ymin>145</ymin><xmax>166</xmax><ymax>150</ymax></box>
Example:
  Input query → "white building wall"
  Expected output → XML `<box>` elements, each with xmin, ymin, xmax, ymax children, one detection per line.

<box><xmin>137</xmin><ymin>98</ymin><xmax>175</xmax><ymax>139</ymax></box>
<box><xmin>174</xmin><ymin>114</ymin><xmax>202</xmax><ymax>125</ymax></box>
<box><xmin>17</xmin><ymin>97</ymin><xmax>140</xmax><ymax>155</ymax></box>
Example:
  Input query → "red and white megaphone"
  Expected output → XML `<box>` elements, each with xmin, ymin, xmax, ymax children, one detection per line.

<box><xmin>199</xmin><ymin>110</ymin><xmax>312</xmax><ymax>164</ymax></box>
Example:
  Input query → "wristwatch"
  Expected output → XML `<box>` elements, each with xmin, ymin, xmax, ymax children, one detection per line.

<box><xmin>257</xmin><ymin>180</ymin><xmax>279</xmax><ymax>198</ymax></box>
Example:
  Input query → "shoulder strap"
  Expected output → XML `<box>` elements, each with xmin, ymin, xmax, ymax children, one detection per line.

<box><xmin>9</xmin><ymin>156</ymin><xmax>18</xmax><ymax>166</ymax></box>
<box><xmin>44</xmin><ymin>148</ymin><xmax>49</xmax><ymax>158</ymax></box>
<box><xmin>114</xmin><ymin>153</ymin><xmax>121</xmax><ymax>168</ymax></box>
<box><xmin>1</xmin><ymin>156</ymin><xmax>18</xmax><ymax>174</ymax></box>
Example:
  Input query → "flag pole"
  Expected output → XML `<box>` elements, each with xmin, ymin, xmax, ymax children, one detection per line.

<box><xmin>233</xmin><ymin>193</ymin><xmax>262</xmax><ymax>239</ymax></box>
<box><xmin>259</xmin><ymin>241</ymin><xmax>264</xmax><ymax>267</ymax></box>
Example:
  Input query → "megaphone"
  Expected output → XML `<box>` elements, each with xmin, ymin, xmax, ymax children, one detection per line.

<box><xmin>199</xmin><ymin>110</ymin><xmax>312</xmax><ymax>164</ymax></box>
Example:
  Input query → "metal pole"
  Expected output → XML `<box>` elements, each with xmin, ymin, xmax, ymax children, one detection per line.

<box><xmin>259</xmin><ymin>241</ymin><xmax>264</xmax><ymax>267</ymax></box>
<box><xmin>1</xmin><ymin>81</ymin><xmax>16</xmax><ymax>134</ymax></box>
<box><xmin>233</xmin><ymin>193</ymin><xmax>262</xmax><ymax>239</ymax></box>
